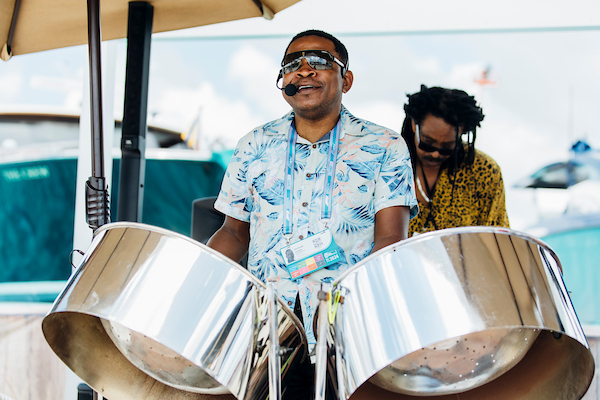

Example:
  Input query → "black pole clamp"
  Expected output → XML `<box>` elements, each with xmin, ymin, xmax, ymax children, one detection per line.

<box><xmin>86</xmin><ymin>176</ymin><xmax>110</xmax><ymax>231</ymax></box>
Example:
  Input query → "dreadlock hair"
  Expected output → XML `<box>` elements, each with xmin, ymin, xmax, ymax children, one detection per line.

<box><xmin>401</xmin><ymin>85</ymin><xmax>484</xmax><ymax>173</ymax></box>
<box><xmin>284</xmin><ymin>29</ymin><xmax>349</xmax><ymax>69</ymax></box>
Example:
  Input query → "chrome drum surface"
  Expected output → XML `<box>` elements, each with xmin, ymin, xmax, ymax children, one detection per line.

<box><xmin>331</xmin><ymin>227</ymin><xmax>594</xmax><ymax>399</ymax></box>
<box><xmin>42</xmin><ymin>222</ymin><xmax>307</xmax><ymax>400</ymax></box>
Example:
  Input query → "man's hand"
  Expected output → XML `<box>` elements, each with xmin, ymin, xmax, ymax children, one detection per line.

<box><xmin>207</xmin><ymin>216</ymin><xmax>251</xmax><ymax>264</ymax></box>
<box><xmin>371</xmin><ymin>206</ymin><xmax>410</xmax><ymax>254</ymax></box>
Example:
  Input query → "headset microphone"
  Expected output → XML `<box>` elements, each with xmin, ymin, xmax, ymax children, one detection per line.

<box><xmin>284</xmin><ymin>84</ymin><xmax>298</xmax><ymax>96</ymax></box>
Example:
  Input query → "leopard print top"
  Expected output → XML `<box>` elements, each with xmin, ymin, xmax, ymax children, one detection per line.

<box><xmin>409</xmin><ymin>149</ymin><xmax>509</xmax><ymax>237</ymax></box>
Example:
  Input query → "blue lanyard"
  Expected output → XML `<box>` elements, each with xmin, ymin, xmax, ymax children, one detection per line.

<box><xmin>283</xmin><ymin>121</ymin><xmax>341</xmax><ymax>239</ymax></box>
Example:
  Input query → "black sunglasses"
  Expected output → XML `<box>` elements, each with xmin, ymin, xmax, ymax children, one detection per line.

<box><xmin>280</xmin><ymin>49</ymin><xmax>346</xmax><ymax>75</ymax></box>
<box><xmin>416</xmin><ymin>125</ymin><xmax>457</xmax><ymax>156</ymax></box>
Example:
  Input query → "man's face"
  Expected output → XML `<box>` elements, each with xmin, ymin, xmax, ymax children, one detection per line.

<box><xmin>411</xmin><ymin>114</ymin><xmax>463</xmax><ymax>169</ymax></box>
<box><xmin>281</xmin><ymin>35</ymin><xmax>352</xmax><ymax>121</ymax></box>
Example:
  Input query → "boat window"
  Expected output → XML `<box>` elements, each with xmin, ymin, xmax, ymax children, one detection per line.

<box><xmin>572</xmin><ymin>162</ymin><xmax>600</xmax><ymax>184</ymax></box>
<box><xmin>0</xmin><ymin>119</ymin><xmax>79</xmax><ymax>152</ymax></box>
<box><xmin>526</xmin><ymin>163</ymin><xmax>570</xmax><ymax>189</ymax></box>
<box><xmin>0</xmin><ymin>115</ymin><xmax>187</xmax><ymax>155</ymax></box>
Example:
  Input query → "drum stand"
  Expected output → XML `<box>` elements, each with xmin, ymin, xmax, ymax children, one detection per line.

<box><xmin>266</xmin><ymin>281</ymin><xmax>346</xmax><ymax>400</ymax></box>
<box><xmin>314</xmin><ymin>283</ymin><xmax>347</xmax><ymax>400</ymax></box>
<box><xmin>266</xmin><ymin>281</ymin><xmax>340</xmax><ymax>400</ymax></box>
<box><xmin>267</xmin><ymin>280</ymin><xmax>283</xmax><ymax>400</ymax></box>
<box><xmin>314</xmin><ymin>283</ymin><xmax>330</xmax><ymax>400</ymax></box>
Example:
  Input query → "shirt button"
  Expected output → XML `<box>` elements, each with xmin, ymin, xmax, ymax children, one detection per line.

<box><xmin>299</xmin><ymin>235</ymin><xmax>304</xmax><ymax>240</ymax></box>
<box><xmin>312</xmin><ymin>144</ymin><xmax>317</xmax><ymax>149</ymax></box>
<box><xmin>306</xmin><ymin>173</ymin><xmax>311</xmax><ymax>178</ymax></box>
<box><xmin>287</xmin><ymin>301</ymin><xmax>292</xmax><ymax>306</ymax></box>
<box><xmin>302</xmin><ymin>202</ymin><xmax>308</xmax><ymax>207</ymax></box>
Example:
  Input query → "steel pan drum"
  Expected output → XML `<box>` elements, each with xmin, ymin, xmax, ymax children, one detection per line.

<box><xmin>42</xmin><ymin>222</ymin><xmax>307</xmax><ymax>400</ymax></box>
<box><xmin>330</xmin><ymin>227</ymin><xmax>594</xmax><ymax>400</ymax></box>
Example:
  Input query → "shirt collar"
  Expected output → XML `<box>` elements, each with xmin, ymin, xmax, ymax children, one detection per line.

<box><xmin>264</xmin><ymin>105</ymin><xmax>369</xmax><ymax>139</ymax></box>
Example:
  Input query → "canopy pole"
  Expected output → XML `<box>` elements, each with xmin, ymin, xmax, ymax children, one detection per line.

<box><xmin>251</xmin><ymin>0</ymin><xmax>274</xmax><ymax>19</ymax></box>
<box><xmin>117</xmin><ymin>1</ymin><xmax>154</xmax><ymax>223</ymax></box>
<box><xmin>85</xmin><ymin>0</ymin><xmax>110</xmax><ymax>231</ymax></box>
<box><xmin>0</xmin><ymin>0</ymin><xmax>22</xmax><ymax>61</ymax></box>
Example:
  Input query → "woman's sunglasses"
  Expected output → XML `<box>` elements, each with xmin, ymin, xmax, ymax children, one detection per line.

<box><xmin>416</xmin><ymin>125</ymin><xmax>457</xmax><ymax>156</ymax></box>
<box><xmin>280</xmin><ymin>49</ymin><xmax>346</xmax><ymax>75</ymax></box>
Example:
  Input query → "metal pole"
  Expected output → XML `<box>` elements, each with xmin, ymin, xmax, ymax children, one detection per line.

<box><xmin>87</xmin><ymin>0</ymin><xmax>103</xmax><ymax>179</ymax></box>
<box><xmin>0</xmin><ymin>0</ymin><xmax>22</xmax><ymax>61</ymax></box>
<box><xmin>85</xmin><ymin>0</ymin><xmax>110</xmax><ymax>230</ymax></box>
<box><xmin>117</xmin><ymin>1</ymin><xmax>153</xmax><ymax>222</ymax></box>
<box><xmin>82</xmin><ymin>1</ymin><xmax>109</xmax><ymax>397</ymax></box>
<box><xmin>315</xmin><ymin>283</ymin><xmax>331</xmax><ymax>400</ymax></box>
<box><xmin>267</xmin><ymin>280</ymin><xmax>282</xmax><ymax>400</ymax></box>
<box><xmin>335</xmin><ymin>289</ymin><xmax>347</xmax><ymax>400</ymax></box>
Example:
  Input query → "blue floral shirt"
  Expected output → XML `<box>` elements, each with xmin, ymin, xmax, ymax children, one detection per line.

<box><xmin>214</xmin><ymin>106</ymin><xmax>418</xmax><ymax>350</ymax></box>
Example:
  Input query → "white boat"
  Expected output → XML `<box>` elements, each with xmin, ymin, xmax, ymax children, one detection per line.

<box><xmin>513</xmin><ymin>140</ymin><xmax>600</xmax><ymax>220</ymax></box>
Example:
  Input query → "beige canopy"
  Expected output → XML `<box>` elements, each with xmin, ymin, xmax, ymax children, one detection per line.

<box><xmin>0</xmin><ymin>0</ymin><xmax>299</xmax><ymax>60</ymax></box>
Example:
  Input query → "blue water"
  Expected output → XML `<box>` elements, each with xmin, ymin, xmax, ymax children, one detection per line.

<box><xmin>542</xmin><ymin>227</ymin><xmax>600</xmax><ymax>326</ymax></box>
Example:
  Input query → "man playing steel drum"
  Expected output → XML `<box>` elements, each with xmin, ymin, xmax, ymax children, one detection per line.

<box><xmin>208</xmin><ymin>29</ymin><xmax>418</xmax><ymax>400</ymax></box>
<box><xmin>400</xmin><ymin>85</ymin><xmax>509</xmax><ymax>237</ymax></box>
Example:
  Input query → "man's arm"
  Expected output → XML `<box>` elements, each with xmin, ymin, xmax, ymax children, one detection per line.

<box><xmin>207</xmin><ymin>216</ymin><xmax>251</xmax><ymax>264</ymax></box>
<box><xmin>371</xmin><ymin>205</ymin><xmax>410</xmax><ymax>254</ymax></box>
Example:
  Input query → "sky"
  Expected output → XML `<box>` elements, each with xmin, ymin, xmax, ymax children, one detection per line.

<box><xmin>1</xmin><ymin>0</ymin><xmax>600</xmax><ymax>229</ymax></box>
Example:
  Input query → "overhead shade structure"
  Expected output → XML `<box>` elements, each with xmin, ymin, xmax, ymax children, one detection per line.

<box><xmin>0</xmin><ymin>0</ymin><xmax>301</xmax><ymax>231</ymax></box>
<box><xmin>0</xmin><ymin>0</ymin><xmax>299</xmax><ymax>60</ymax></box>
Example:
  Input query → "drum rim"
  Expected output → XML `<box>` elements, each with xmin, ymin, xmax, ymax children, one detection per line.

<box><xmin>333</xmin><ymin>226</ymin><xmax>561</xmax><ymax>285</ymax></box>
<box><xmin>94</xmin><ymin>221</ymin><xmax>308</xmax><ymax>340</ymax></box>
<box><xmin>95</xmin><ymin>221</ymin><xmax>265</xmax><ymax>287</ymax></box>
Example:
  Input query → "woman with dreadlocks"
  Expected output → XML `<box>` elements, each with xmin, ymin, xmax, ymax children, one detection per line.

<box><xmin>401</xmin><ymin>85</ymin><xmax>509</xmax><ymax>237</ymax></box>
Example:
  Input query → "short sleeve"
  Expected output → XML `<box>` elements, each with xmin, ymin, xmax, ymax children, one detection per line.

<box><xmin>214</xmin><ymin>139</ymin><xmax>253</xmax><ymax>222</ymax></box>
<box><xmin>373</xmin><ymin>134</ymin><xmax>419</xmax><ymax>218</ymax></box>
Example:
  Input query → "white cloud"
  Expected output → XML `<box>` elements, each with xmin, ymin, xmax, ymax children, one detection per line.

<box><xmin>146</xmin><ymin>45</ymin><xmax>294</xmax><ymax>150</ymax></box>
<box><xmin>412</xmin><ymin>56</ymin><xmax>443</xmax><ymax>76</ymax></box>
<box><xmin>29</xmin><ymin>75</ymin><xmax>84</xmax><ymax>110</ymax></box>
<box><xmin>591</xmin><ymin>53</ymin><xmax>600</xmax><ymax>76</ymax></box>
<box><xmin>29</xmin><ymin>75</ymin><xmax>80</xmax><ymax>92</ymax></box>
<box><xmin>151</xmin><ymin>82</ymin><xmax>264</xmax><ymax>149</ymax></box>
<box><xmin>0</xmin><ymin>70</ymin><xmax>23</xmax><ymax>102</ymax></box>
<box><xmin>349</xmin><ymin>101</ymin><xmax>405</xmax><ymax>133</ymax></box>
<box><xmin>227</xmin><ymin>45</ymin><xmax>290</xmax><ymax>118</ymax></box>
